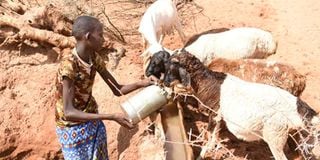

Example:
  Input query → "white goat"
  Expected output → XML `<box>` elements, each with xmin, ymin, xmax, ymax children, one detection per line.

<box><xmin>180</xmin><ymin>27</ymin><xmax>278</xmax><ymax>65</ymax></box>
<box><xmin>139</xmin><ymin>0</ymin><xmax>186</xmax><ymax>58</ymax></box>
<box><xmin>167</xmin><ymin>52</ymin><xmax>319</xmax><ymax>160</ymax></box>
<box><xmin>218</xmin><ymin>75</ymin><xmax>319</xmax><ymax>160</ymax></box>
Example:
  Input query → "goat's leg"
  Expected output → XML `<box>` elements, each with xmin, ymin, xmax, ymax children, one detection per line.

<box><xmin>142</xmin><ymin>36</ymin><xmax>148</xmax><ymax>51</ymax></box>
<box><xmin>141</xmin><ymin>35</ymin><xmax>151</xmax><ymax>75</ymax></box>
<box><xmin>159</xmin><ymin>34</ymin><xmax>165</xmax><ymax>45</ymax></box>
<box><xmin>198</xmin><ymin>112</ymin><xmax>222</xmax><ymax>160</ymax></box>
<box><xmin>140</xmin><ymin>36</ymin><xmax>148</xmax><ymax>57</ymax></box>
<box><xmin>263</xmin><ymin>123</ymin><xmax>289</xmax><ymax>160</ymax></box>
<box><xmin>155</xmin><ymin>31</ymin><xmax>164</xmax><ymax>45</ymax></box>
<box><xmin>175</xmin><ymin>21</ymin><xmax>187</xmax><ymax>45</ymax></box>
<box><xmin>143</xmin><ymin>54</ymin><xmax>151</xmax><ymax>77</ymax></box>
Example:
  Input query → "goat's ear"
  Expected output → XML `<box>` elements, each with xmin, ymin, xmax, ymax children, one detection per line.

<box><xmin>179</xmin><ymin>67</ymin><xmax>191</xmax><ymax>87</ymax></box>
<box><xmin>145</xmin><ymin>56</ymin><xmax>154</xmax><ymax>76</ymax></box>
<box><xmin>145</xmin><ymin>63</ymin><xmax>152</xmax><ymax>77</ymax></box>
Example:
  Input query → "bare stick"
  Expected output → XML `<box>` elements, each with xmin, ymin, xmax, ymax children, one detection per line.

<box><xmin>101</xmin><ymin>3</ymin><xmax>126</xmax><ymax>44</ymax></box>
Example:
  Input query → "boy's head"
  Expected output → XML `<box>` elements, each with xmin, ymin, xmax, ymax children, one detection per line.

<box><xmin>72</xmin><ymin>16</ymin><xmax>104</xmax><ymax>50</ymax></box>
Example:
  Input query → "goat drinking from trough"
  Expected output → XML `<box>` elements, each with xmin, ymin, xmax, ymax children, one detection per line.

<box><xmin>179</xmin><ymin>27</ymin><xmax>278</xmax><ymax>65</ymax></box>
<box><xmin>163</xmin><ymin>51</ymin><xmax>320</xmax><ymax>160</ymax></box>
<box><xmin>146</xmin><ymin>51</ymin><xmax>305</xmax><ymax>98</ymax></box>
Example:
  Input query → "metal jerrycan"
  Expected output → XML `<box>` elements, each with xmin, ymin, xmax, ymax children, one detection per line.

<box><xmin>120</xmin><ymin>85</ymin><xmax>173</xmax><ymax>124</ymax></box>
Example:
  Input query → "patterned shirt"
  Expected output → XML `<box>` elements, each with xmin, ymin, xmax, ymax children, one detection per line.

<box><xmin>55</xmin><ymin>48</ymin><xmax>107</xmax><ymax>127</ymax></box>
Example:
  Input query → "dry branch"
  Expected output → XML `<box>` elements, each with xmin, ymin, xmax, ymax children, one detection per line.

<box><xmin>20</xmin><ymin>4</ymin><xmax>73</xmax><ymax>36</ymax></box>
<box><xmin>100</xmin><ymin>2</ymin><xmax>126</xmax><ymax>44</ymax></box>
<box><xmin>0</xmin><ymin>3</ymin><xmax>75</xmax><ymax>48</ymax></box>
<box><xmin>0</xmin><ymin>2</ymin><xmax>125</xmax><ymax>64</ymax></box>
<box><xmin>0</xmin><ymin>14</ymin><xmax>75</xmax><ymax>48</ymax></box>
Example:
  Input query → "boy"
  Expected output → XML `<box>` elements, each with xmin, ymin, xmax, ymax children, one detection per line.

<box><xmin>55</xmin><ymin>16</ymin><xmax>156</xmax><ymax>160</ymax></box>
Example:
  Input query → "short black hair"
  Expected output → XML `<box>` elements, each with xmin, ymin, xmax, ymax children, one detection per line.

<box><xmin>72</xmin><ymin>16</ymin><xmax>102</xmax><ymax>40</ymax></box>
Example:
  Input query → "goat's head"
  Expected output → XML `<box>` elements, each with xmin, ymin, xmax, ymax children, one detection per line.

<box><xmin>163</xmin><ymin>52</ymin><xmax>196</xmax><ymax>94</ymax></box>
<box><xmin>163</xmin><ymin>61</ymin><xmax>182</xmax><ymax>86</ymax></box>
<box><xmin>145</xmin><ymin>50</ymin><xmax>171</xmax><ymax>79</ymax></box>
<box><xmin>163</xmin><ymin>61</ymin><xmax>193</xmax><ymax>94</ymax></box>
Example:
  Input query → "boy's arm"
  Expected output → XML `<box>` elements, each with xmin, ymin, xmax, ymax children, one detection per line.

<box><xmin>62</xmin><ymin>77</ymin><xmax>133</xmax><ymax>128</ymax></box>
<box><xmin>98</xmin><ymin>69</ymin><xmax>157</xmax><ymax>96</ymax></box>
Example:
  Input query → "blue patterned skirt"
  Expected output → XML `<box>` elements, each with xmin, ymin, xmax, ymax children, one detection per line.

<box><xmin>56</xmin><ymin>120</ymin><xmax>109</xmax><ymax>160</ymax></box>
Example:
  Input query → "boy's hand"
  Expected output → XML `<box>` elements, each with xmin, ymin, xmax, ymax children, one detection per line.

<box><xmin>148</xmin><ymin>75</ymin><xmax>160</xmax><ymax>85</ymax></box>
<box><xmin>113</xmin><ymin>113</ymin><xmax>134</xmax><ymax>129</ymax></box>
<box><xmin>141</xmin><ymin>76</ymin><xmax>159</xmax><ymax>87</ymax></box>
